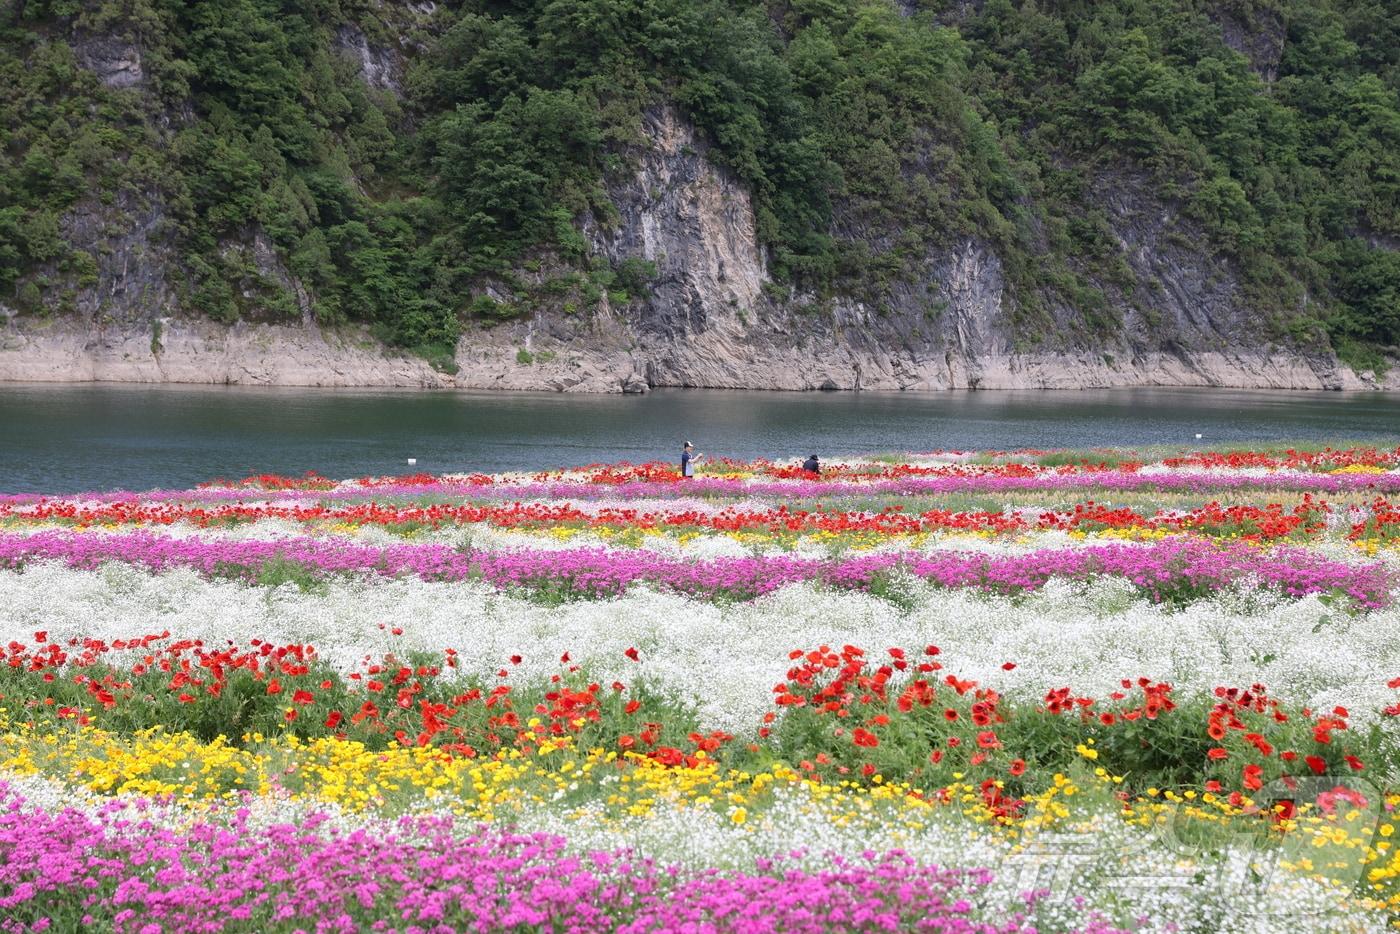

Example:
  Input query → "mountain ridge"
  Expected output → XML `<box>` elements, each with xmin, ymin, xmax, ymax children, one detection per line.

<box><xmin>1</xmin><ymin>0</ymin><xmax>1398</xmax><ymax>391</ymax></box>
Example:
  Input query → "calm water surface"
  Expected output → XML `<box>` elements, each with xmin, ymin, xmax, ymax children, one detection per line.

<box><xmin>0</xmin><ymin>383</ymin><xmax>1398</xmax><ymax>493</ymax></box>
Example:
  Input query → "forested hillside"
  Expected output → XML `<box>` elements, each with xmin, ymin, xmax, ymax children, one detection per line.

<box><xmin>2</xmin><ymin>0</ymin><xmax>1398</xmax><ymax>384</ymax></box>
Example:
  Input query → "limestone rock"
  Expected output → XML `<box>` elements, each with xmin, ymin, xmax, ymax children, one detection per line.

<box><xmin>1210</xmin><ymin>5</ymin><xmax>1286</xmax><ymax>82</ymax></box>
<box><xmin>75</xmin><ymin>37</ymin><xmax>143</xmax><ymax>88</ymax></box>
<box><xmin>334</xmin><ymin>26</ymin><xmax>403</xmax><ymax>94</ymax></box>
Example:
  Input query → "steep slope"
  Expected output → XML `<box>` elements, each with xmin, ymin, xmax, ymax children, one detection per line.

<box><xmin>1</xmin><ymin>0</ymin><xmax>1397</xmax><ymax>391</ymax></box>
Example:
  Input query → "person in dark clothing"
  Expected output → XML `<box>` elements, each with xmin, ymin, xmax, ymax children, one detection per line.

<box><xmin>681</xmin><ymin>441</ymin><xmax>702</xmax><ymax>478</ymax></box>
<box><xmin>802</xmin><ymin>454</ymin><xmax>820</xmax><ymax>475</ymax></box>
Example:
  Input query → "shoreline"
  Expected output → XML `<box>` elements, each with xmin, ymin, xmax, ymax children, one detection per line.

<box><xmin>2</xmin><ymin>315</ymin><xmax>1396</xmax><ymax>394</ymax></box>
<box><xmin>4</xmin><ymin>374</ymin><xmax>1395</xmax><ymax>393</ymax></box>
<box><xmin>1</xmin><ymin>376</ymin><xmax>1400</xmax><ymax>397</ymax></box>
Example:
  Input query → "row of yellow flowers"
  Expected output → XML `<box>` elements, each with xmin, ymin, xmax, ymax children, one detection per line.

<box><xmin>5</xmin><ymin>718</ymin><xmax>1400</xmax><ymax>915</ymax></box>
<box><xmin>14</xmin><ymin>506</ymin><xmax>1400</xmax><ymax>554</ymax></box>
<box><xmin>0</xmin><ymin>718</ymin><xmax>919</xmax><ymax>824</ymax></box>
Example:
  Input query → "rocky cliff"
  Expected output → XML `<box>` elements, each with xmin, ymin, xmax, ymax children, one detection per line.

<box><xmin>3</xmin><ymin>104</ymin><xmax>1391</xmax><ymax>392</ymax></box>
<box><xmin>2</xmin><ymin>0</ymin><xmax>1397</xmax><ymax>394</ymax></box>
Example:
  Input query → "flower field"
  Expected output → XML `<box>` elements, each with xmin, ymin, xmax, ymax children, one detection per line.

<box><xmin>5</xmin><ymin>446</ymin><xmax>1400</xmax><ymax>932</ymax></box>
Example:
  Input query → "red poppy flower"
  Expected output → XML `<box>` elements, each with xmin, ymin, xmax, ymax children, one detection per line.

<box><xmin>1009</xmin><ymin>759</ymin><xmax>1026</xmax><ymax>776</ymax></box>
<box><xmin>1242</xmin><ymin>764</ymin><xmax>1263</xmax><ymax>791</ymax></box>
<box><xmin>976</xmin><ymin>731</ymin><xmax>1000</xmax><ymax>749</ymax></box>
<box><xmin>1207</xmin><ymin>747</ymin><xmax>1229</xmax><ymax>761</ymax></box>
<box><xmin>852</xmin><ymin>728</ymin><xmax>879</xmax><ymax>748</ymax></box>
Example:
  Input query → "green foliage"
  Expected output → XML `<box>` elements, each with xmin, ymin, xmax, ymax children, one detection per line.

<box><xmin>611</xmin><ymin>257</ymin><xmax>657</xmax><ymax>299</ymax></box>
<box><xmin>1329</xmin><ymin>239</ymin><xmax>1400</xmax><ymax>346</ymax></box>
<box><xmin>2</xmin><ymin>0</ymin><xmax>1399</xmax><ymax>359</ymax></box>
<box><xmin>468</xmin><ymin>294</ymin><xmax>522</xmax><ymax>321</ymax></box>
<box><xmin>958</xmin><ymin>0</ymin><xmax>1400</xmax><ymax>348</ymax></box>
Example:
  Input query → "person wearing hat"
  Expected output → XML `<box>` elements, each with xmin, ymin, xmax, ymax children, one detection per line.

<box><xmin>681</xmin><ymin>441</ymin><xmax>703</xmax><ymax>478</ymax></box>
<box><xmin>802</xmin><ymin>454</ymin><xmax>820</xmax><ymax>475</ymax></box>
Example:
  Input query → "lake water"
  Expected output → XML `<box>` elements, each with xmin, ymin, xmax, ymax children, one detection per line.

<box><xmin>1</xmin><ymin>383</ymin><xmax>1398</xmax><ymax>493</ymax></box>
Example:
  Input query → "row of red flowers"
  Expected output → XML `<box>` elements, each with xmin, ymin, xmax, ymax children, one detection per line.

<box><xmin>0</xmin><ymin>496</ymin><xmax>1364</xmax><ymax>542</ymax></box>
<box><xmin>0</xmin><ymin>631</ymin><xmax>1392</xmax><ymax>814</ymax></box>
<box><xmin>188</xmin><ymin>447</ymin><xmax>1400</xmax><ymax>491</ymax></box>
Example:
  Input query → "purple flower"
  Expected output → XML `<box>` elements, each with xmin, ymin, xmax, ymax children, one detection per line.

<box><xmin>0</xmin><ymin>784</ymin><xmax>1126</xmax><ymax>933</ymax></box>
<box><xmin>0</xmin><ymin>531</ymin><xmax>1387</xmax><ymax>608</ymax></box>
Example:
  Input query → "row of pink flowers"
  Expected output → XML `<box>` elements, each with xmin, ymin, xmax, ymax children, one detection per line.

<box><xmin>0</xmin><ymin>530</ymin><xmax>1387</xmax><ymax>607</ymax></box>
<box><xmin>0</xmin><ymin>787</ymin><xmax>1122</xmax><ymax>933</ymax></box>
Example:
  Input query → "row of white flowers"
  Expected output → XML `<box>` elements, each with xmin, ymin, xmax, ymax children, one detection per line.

<box><xmin>3</xmin><ymin>562</ymin><xmax>1397</xmax><ymax>733</ymax></box>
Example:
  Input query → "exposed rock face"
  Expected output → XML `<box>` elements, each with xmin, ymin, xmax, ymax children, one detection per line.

<box><xmin>588</xmin><ymin>109</ymin><xmax>766</xmax><ymax>340</ymax></box>
<box><xmin>1211</xmin><ymin>5</ymin><xmax>1287</xmax><ymax>82</ymax></box>
<box><xmin>74</xmin><ymin>36</ymin><xmax>143</xmax><ymax>88</ymax></box>
<box><xmin>61</xmin><ymin>191</ymin><xmax>178</xmax><ymax>325</ymax></box>
<box><xmin>334</xmin><ymin>25</ymin><xmax>403</xmax><ymax>94</ymax></box>
<box><xmin>0</xmin><ymin>315</ymin><xmax>451</xmax><ymax>387</ymax></box>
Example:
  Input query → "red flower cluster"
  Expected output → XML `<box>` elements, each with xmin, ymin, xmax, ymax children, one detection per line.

<box><xmin>199</xmin><ymin>472</ymin><xmax>338</xmax><ymax>491</ymax></box>
<box><xmin>1</xmin><ymin>494</ymin><xmax>1364</xmax><ymax>545</ymax></box>
<box><xmin>0</xmin><ymin>633</ymin><xmax>730</xmax><ymax>763</ymax></box>
<box><xmin>769</xmin><ymin>645</ymin><xmax>1379</xmax><ymax>807</ymax></box>
<box><xmin>1162</xmin><ymin>446</ymin><xmax>1400</xmax><ymax>471</ymax></box>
